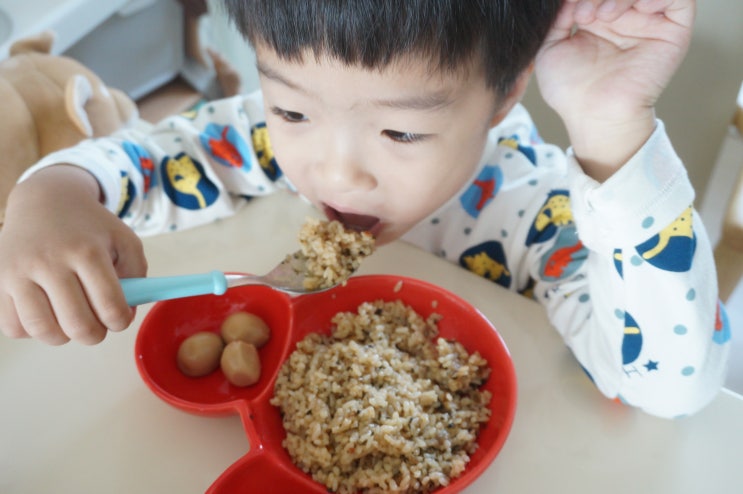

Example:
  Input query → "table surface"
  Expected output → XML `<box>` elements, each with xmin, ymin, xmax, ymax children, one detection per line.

<box><xmin>2</xmin><ymin>191</ymin><xmax>742</xmax><ymax>494</ymax></box>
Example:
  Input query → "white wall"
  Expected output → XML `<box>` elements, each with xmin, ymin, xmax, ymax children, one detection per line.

<box><xmin>522</xmin><ymin>1</ymin><xmax>743</xmax><ymax>201</ymax></box>
<box><xmin>205</xmin><ymin>0</ymin><xmax>260</xmax><ymax>93</ymax></box>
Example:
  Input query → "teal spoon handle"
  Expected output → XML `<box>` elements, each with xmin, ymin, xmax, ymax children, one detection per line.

<box><xmin>121</xmin><ymin>270</ymin><xmax>228</xmax><ymax>306</ymax></box>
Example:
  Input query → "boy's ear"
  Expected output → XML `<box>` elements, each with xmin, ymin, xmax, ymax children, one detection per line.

<box><xmin>489</xmin><ymin>63</ymin><xmax>534</xmax><ymax>128</ymax></box>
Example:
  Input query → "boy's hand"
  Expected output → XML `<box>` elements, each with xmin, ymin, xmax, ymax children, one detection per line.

<box><xmin>0</xmin><ymin>166</ymin><xmax>147</xmax><ymax>345</ymax></box>
<box><xmin>535</xmin><ymin>0</ymin><xmax>695</xmax><ymax>181</ymax></box>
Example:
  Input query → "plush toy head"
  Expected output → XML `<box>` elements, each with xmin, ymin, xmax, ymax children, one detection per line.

<box><xmin>0</xmin><ymin>31</ymin><xmax>138</xmax><ymax>224</ymax></box>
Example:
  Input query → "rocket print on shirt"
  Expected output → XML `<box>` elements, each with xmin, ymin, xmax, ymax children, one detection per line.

<box><xmin>114</xmin><ymin>141</ymin><xmax>157</xmax><ymax>218</ymax></box>
<box><xmin>122</xmin><ymin>141</ymin><xmax>156</xmax><ymax>196</ymax></box>
<box><xmin>526</xmin><ymin>190</ymin><xmax>587</xmax><ymax>282</ymax></box>
<box><xmin>714</xmin><ymin>301</ymin><xmax>732</xmax><ymax>345</ymax></box>
<box><xmin>199</xmin><ymin>123</ymin><xmax>252</xmax><ymax>171</ymax></box>
<box><xmin>539</xmin><ymin>227</ymin><xmax>586</xmax><ymax>281</ymax></box>
<box><xmin>460</xmin><ymin>165</ymin><xmax>503</xmax><ymax>219</ymax></box>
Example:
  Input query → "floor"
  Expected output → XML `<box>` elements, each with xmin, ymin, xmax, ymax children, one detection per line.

<box><xmin>136</xmin><ymin>76</ymin><xmax>203</xmax><ymax>124</ymax></box>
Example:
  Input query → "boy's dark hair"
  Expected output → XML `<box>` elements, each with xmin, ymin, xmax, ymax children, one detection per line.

<box><xmin>221</xmin><ymin>0</ymin><xmax>563</xmax><ymax>98</ymax></box>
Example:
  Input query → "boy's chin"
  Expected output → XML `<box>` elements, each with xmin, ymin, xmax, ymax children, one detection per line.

<box><xmin>371</xmin><ymin>226</ymin><xmax>412</xmax><ymax>247</ymax></box>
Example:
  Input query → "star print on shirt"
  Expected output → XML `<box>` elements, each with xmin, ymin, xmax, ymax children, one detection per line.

<box><xmin>644</xmin><ymin>360</ymin><xmax>659</xmax><ymax>372</ymax></box>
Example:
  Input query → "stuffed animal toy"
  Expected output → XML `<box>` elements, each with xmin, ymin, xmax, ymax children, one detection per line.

<box><xmin>0</xmin><ymin>31</ymin><xmax>138</xmax><ymax>225</ymax></box>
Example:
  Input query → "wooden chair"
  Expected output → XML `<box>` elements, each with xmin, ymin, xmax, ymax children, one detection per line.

<box><xmin>714</xmin><ymin>102</ymin><xmax>743</xmax><ymax>303</ymax></box>
<box><xmin>715</xmin><ymin>163</ymin><xmax>743</xmax><ymax>302</ymax></box>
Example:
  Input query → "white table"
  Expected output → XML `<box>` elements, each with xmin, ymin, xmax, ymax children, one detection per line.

<box><xmin>2</xmin><ymin>191</ymin><xmax>742</xmax><ymax>494</ymax></box>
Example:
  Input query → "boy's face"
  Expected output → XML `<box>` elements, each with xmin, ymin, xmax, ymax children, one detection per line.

<box><xmin>256</xmin><ymin>45</ymin><xmax>506</xmax><ymax>245</ymax></box>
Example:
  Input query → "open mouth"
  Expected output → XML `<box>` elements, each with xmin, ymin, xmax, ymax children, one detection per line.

<box><xmin>323</xmin><ymin>204</ymin><xmax>382</xmax><ymax>237</ymax></box>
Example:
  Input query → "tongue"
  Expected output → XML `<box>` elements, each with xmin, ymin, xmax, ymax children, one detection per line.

<box><xmin>336</xmin><ymin>212</ymin><xmax>380</xmax><ymax>232</ymax></box>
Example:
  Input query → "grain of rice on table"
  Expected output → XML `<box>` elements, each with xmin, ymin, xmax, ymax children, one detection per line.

<box><xmin>271</xmin><ymin>299</ymin><xmax>492</xmax><ymax>494</ymax></box>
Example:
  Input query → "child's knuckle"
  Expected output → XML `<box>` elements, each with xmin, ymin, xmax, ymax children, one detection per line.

<box><xmin>99</xmin><ymin>304</ymin><xmax>131</xmax><ymax>333</ymax></box>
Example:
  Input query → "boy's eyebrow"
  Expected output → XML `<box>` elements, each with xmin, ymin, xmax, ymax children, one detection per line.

<box><xmin>257</xmin><ymin>60</ymin><xmax>454</xmax><ymax>112</ymax></box>
<box><xmin>371</xmin><ymin>91</ymin><xmax>454</xmax><ymax>111</ymax></box>
<box><xmin>257</xmin><ymin>61</ymin><xmax>307</xmax><ymax>93</ymax></box>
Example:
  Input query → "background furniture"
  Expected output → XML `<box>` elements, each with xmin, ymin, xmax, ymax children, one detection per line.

<box><xmin>702</xmin><ymin>81</ymin><xmax>743</xmax><ymax>394</ymax></box>
<box><xmin>709</xmin><ymin>89</ymin><xmax>743</xmax><ymax>303</ymax></box>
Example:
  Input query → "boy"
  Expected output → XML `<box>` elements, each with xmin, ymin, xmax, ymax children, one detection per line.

<box><xmin>0</xmin><ymin>0</ymin><xmax>729</xmax><ymax>418</ymax></box>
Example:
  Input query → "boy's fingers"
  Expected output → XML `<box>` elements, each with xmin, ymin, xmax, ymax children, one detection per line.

<box><xmin>76</xmin><ymin>263</ymin><xmax>134</xmax><ymax>334</ymax></box>
<box><xmin>45</xmin><ymin>274</ymin><xmax>108</xmax><ymax>345</ymax></box>
<box><xmin>84</xmin><ymin>242</ymin><xmax>145</xmax><ymax>330</ymax></box>
<box><xmin>0</xmin><ymin>294</ymin><xmax>28</xmax><ymax>339</ymax></box>
<box><xmin>544</xmin><ymin>1</ymin><xmax>579</xmax><ymax>45</ymax></box>
<box><xmin>574</xmin><ymin>0</ymin><xmax>653</xmax><ymax>24</ymax></box>
<box><xmin>574</xmin><ymin>0</ymin><xmax>601</xmax><ymax>23</ymax></box>
<box><xmin>111</xmin><ymin>234</ymin><xmax>148</xmax><ymax>281</ymax></box>
<box><xmin>76</xmin><ymin>232</ymin><xmax>145</xmax><ymax>334</ymax></box>
<box><xmin>593</xmin><ymin>0</ymin><xmax>696</xmax><ymax>26</ymax></box>
<box><xmin>15</xmin><ymin>283</ymin><xmax>70</xmax><ymax>346</ymax></box>
<box><xmin>636</xmin><ymin>0</ymin><xmax>695</xmax><ymax>28</ymax></box>
<box><xmin>595</xmin><ymin>0</ymin><xmax>639</xmax><ymax>21</ymax></box>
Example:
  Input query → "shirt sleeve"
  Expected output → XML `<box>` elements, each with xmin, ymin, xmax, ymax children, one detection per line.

<box><xmin>19</xmin><ymin>92</ymin><xmax>287</xmax><ymax>236</ymax></box>
<box><xmin>555</xmin><ymin>120</ymin><xmax>730</xmax><ymax>418</ymax></box>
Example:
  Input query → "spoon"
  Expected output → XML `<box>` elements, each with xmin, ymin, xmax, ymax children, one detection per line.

<box><xmin>121</xmin><ymin>250</ymin><xmax>328</xmax><ymax>306</ymax></box>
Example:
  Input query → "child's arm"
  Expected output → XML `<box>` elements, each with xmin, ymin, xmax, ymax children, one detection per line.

<box><xmin>0</xmin><ymin>165</ymin><xmax>146</xmax><ymax>345</ymax></box>
<box><xmin>531</xmin><ymin>0</ymin><xmax>728</xmax><ymax>417</ymax></box>
<box><xmin>20</xmin><ymin>93</ymin><xmax>283</xmax><ymax>237</ymax></box>
<box><xmin>0</xmin><ymin>94</ymin><xmax>282</xmax><ymax>344</ymax></box>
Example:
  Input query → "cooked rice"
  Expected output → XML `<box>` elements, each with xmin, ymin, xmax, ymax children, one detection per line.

<box><xmin>271</xmin><ymin>300</ymin><xmax>492</xmax><ymax>493</ymax></box>
<box><xmin>298</xmin><ymin>218</ymin><xmax>375</xmax><ymax>290</ymax></box>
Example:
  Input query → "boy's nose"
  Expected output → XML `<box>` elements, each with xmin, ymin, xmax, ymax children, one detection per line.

<box><xmin>319</xmin><ymin>141</ymin><xmax>377</xmax><ymax>192</ymax></box>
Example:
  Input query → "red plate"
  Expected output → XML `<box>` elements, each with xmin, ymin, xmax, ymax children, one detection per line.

<box><xmin>135</xmin><ymin>275</ymin><xmax>517</xmax><ymax>493</ymax></box>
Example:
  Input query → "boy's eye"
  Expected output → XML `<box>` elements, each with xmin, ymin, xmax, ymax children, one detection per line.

<box><xmin>271</xmin><ymin>107</ymin><xmax>307</xmax><ymax>123</ymax></box>
<box><xmin>382</xmin><ymin>130</ymin><xmax>428</xmax><ymax>144</ymax></box>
